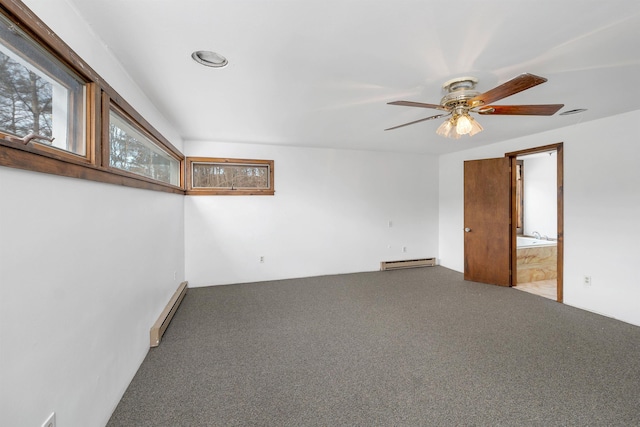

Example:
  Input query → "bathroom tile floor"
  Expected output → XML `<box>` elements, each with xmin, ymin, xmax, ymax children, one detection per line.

<box><xmin>514</xmin><ymin>279</ymin><xmax>557</xmax><ymax>301</ymax></box>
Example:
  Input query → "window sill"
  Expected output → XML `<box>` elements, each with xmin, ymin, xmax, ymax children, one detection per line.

<box><xmin>0</xmin><ymin>144</ymin><xmax>184</xmax><ymax>194</ymax></box>
<box><xmin>186</xmin><ymin>189</ymin><xmax>275</xmax><ymax>196</ymax></box>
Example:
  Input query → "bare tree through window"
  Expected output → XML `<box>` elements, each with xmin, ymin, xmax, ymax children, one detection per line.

<box><xmin>109</xmin><ymin>109</ymin><xmax>180</xmax><ymax>186</ymax></box>
<box><xmin>187</xmin><ymin>157</ymin><xmax>274</xmax><ymax>195</ymax></box>
<box><xmin>192</xmin><ymin>164</ymin><xmax>269</xmax><ymax>189</ymax></box>
<box><xmin>1</xmin><ymin>14</ymin><xmax>86</xmax><ymax>156</ymax></box>
<box><xmin>0</xmin><ymin>49</ymin><xmax>53</xmax><ymax>139</ymax></box>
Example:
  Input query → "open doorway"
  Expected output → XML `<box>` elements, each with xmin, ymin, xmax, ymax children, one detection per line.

<box><xmin>462</xmin><ymin>143</ymin><xmax>563</xmax><ymax>300</ymax></box>
<box><xmin>507</xmin><ymin>143</ymin><xmax>563</xmax><ymax>302</ymax></box>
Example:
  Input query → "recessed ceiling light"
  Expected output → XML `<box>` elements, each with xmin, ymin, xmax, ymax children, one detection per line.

<box><xmin>191</xmin><ymin>50</ymin><xmax>228</xmax><ymax>68</ymax></box>
<box><xmin>559</xmin><ymin>108</ymin><xmax>588</xmax><ymax>116</ymax></box>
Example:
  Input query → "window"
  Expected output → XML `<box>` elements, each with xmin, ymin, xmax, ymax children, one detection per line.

<box><xmin>0</xmin><ymin>12</ymin><xmax>86</xmax><ymax>158</ymax></box>
<box><xmin>186</xmin><ymin>157</ymin><xmax>274</xmax><ymax>195</ymax></box>
<box><xmin>108</xmin><ymin>107</ymin><xmax>180</xmax><ymax>186</ymax></box>
<box><xmin>0</xmin><ymin>1</ymin><xmax>184</xmax><ymax>194</ymax></box>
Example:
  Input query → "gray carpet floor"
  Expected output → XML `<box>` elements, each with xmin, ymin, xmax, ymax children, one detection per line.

<box><xmin>107</xmin><ymin>267</ymin><xmax>640</xmax><ymax>426</ymax></box>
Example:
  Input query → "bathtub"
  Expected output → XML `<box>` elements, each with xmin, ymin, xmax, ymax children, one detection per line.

<box><xmin>517</xmin><ymin>236</ymin><xmax>557</xmax><ymax>248</ymax></box>
<box><xmin>517</xmin><ymin>236</ymin><xmax>557</xmax><ymax>283</ymax></box>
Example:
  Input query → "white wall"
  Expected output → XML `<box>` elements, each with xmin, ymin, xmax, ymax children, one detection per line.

<box><xmin>23</xmin><ymin>0</ymin><xmax>183</xmax><ymax>148</ymax></box>
<box><xmin>0</xmin><ymin>169</ymin><xmax>185</xmax><ymax>427</ymax></box>
<box><xmin>522</xmin><ymin>153</ymin><xmax>557</xmax><ymax>238</ymax></box>
<box><xmin>439</xmin><ymin>110</ymin><xmax>640</xmax><ymax>327</ymax></box>
<box><xmin>3</xmin><ymin>4</ymin><xmax>638</xmax><ymax>427</ymax></box>
<box><xmin>185</xmin><ymin>142</ymin><xmax>439</xmax><ymax>286</ymax></box>
<box><xmin>1</xmin><ymin>1</ymin><xmax>185</xmax><ymax>426</ymax></box>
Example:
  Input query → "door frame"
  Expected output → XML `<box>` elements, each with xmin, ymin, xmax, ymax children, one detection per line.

<box><xmin>505</xmin><ymin>143</ymin><xmax>564</xmax><ymax>302</ymax></box>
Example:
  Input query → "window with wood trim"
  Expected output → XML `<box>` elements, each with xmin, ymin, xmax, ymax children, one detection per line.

<box><xmin>0</xmin><ymin>1</ymin><xmax>185</xmax><ymax>194</ymax></box>
<box><xmin>186</xmin><ymin>157</ymin><xmax>274</xmax><ymax>195</ymax></box>
<box><xmin>108</xmin><ymin>106</ymin><xmax>181</xmax><ymax>186</ymax></box>
<box><xmin>0</xmin><ymin>11</ymin><xmax>88</xmax><ymax>160</ymax></box>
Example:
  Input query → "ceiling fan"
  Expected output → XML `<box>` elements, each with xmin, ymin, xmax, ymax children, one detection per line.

<box><xmin>385</xmin><ymin>73</ymin><xmax>564</xmax><ymax>138</ymax></box>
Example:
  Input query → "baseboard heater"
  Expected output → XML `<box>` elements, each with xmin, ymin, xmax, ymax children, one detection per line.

<box><xmin>380</xmin><ymin>257</ymin><xmax>437</xmax><ymax>271</ymax></box>
<box><xmin>150</xmin><ymin>281</ymin><xmax>188</xmax><ymax>348</ymax></box>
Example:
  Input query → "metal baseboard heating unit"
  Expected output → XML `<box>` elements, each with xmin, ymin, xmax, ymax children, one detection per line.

<box><xmin>150</xmin><ymin>281</ymin><xmax>188</xmax><ymax>347</ymax></box>
<box><xmin>380</xmin><ymin>257</ymin><xmax>437</xmax><ymax>271</ymax></box>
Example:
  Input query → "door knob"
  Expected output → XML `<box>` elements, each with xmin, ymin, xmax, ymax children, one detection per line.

<box><xmin>464</xmin><ymin>227</ymin><xmax>472</xmax><ymax>233</ymax></box>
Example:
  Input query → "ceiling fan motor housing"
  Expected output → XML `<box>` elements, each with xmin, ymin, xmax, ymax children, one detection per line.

<box><xmin>440</xmin><ymin>76</ymin><xmax>480</xmax><ymax>112</ymax></box>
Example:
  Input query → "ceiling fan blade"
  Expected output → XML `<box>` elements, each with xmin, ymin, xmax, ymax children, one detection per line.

<box><xmin>468</xmin><ymin>73</ymin><xmax>548</xmax><ymax>107</ymax></box>
<box><xmin>477</xmin><ymin>104</ymin><xmax>564</xmax><ymax>116</ymax></box>
<box><xmin>388</xmin><ymin>100</ymin><xmax>446</xmax><ymax>110</ymax></box>
<box><xmin>384</xmin><ymin>114</ymin><xmax>447</xmax><ymax>131</ymax></box>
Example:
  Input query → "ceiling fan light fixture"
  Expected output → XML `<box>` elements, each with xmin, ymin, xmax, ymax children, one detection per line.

<box><xmin>455</xmin><ymin>114</ymin><xmax>473</xmax><ymax>135</ymax></box>
<box><xmin>388</xmin><ymin>73</ymin><xmax>555</xmax><ymax>139</ymax></box>
<box><xmin>435</xmin><ymin>114</ymin><xmax>483</xmax><ymax>139</ymax></box>
<box><xmin>436</xmin><ymin>118</ymin><xmax>463</xmax><ymax>139</ymax></box>
<box><xmin>468</xmin><ymin>117</ymin><xmax>484</xmax><ymax>136</ymax></box>
<box><xmin>436</xmin><ymin>119</ymin><xmax>453</xmax><ymax>137</ymax></box>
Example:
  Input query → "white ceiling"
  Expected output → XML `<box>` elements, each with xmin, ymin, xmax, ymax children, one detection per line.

<box><xmin>66</xmin><ymin>0</ymin><xmax>640</xmax><ymax>154</ymax></box>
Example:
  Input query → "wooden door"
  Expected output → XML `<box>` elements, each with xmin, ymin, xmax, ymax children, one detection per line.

<box><xmin>464</xmin><ymin>157</ymin><xmax>511</xmax><ymax>286</ymax></box>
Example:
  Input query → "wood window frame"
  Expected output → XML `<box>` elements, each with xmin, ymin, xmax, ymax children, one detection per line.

<box><xmin>0</xmin><ymin>0</ymin><xmax>185</xmax><ymax>194</ymax></box>
<box><xmin>0</xmin><ymin>7</ymin><xmax>95</xmax><ymax>164</ymax></box>
<box><xmin>186</xmin><ymin>157</ymin><xmax>275</xmax><ymax>196</ymax></box>
<box><xmin>103</xmin><ymin>96</ymin><xmax>184</xmax><ymax>190</ymax></box>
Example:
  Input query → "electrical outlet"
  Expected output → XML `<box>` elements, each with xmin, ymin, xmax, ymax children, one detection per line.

<box><xmin>260</xmin><ymin>256</ymin><xmax>265</xmax><ymax>263</ymax></box>
<box><xmin>402</xmin><ymin>246</ymin><xmax>407</xmax><ymax>253</ymax></box>
<box><xmin>42</xmin><ymin>412</ymin><xmax>55</xmax><ymax>427</ymax></box>
<box><xmin>584</xmin><ymin>276</ymin><xmax>592</xmax><ymax>286</ymax></box>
